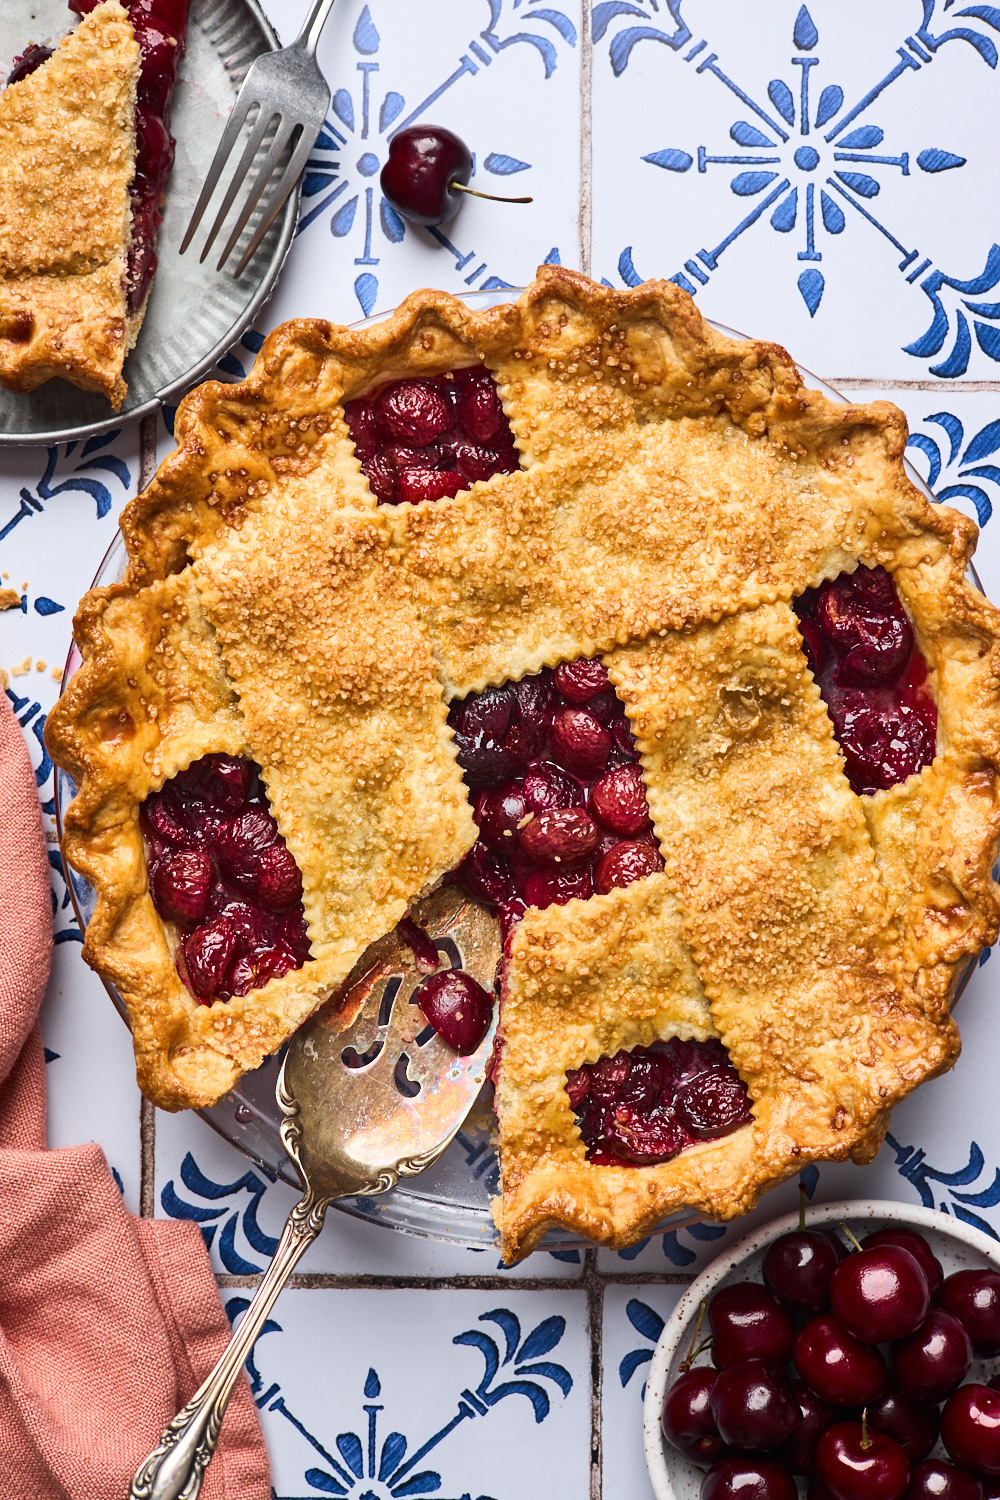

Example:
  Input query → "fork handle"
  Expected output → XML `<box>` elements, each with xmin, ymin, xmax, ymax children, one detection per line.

<box><xmin>294</xmin><ymin>0</ymin><xmax>341</xmax><ymax>56</ymax></box>
<box><xmin>129</xmin><ymin>1185</ymin><xmax>331</xmax><ymax>1500</ymax></box>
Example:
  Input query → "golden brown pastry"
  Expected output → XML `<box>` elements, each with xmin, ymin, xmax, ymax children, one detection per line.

<box><xmin>46</xmin><ymin>268</ymin><xmax>1000</xmax><ymax>1259</ymax></box>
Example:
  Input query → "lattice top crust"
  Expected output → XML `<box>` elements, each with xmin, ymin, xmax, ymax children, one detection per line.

<box><xmin>46</xmin><ymin>267</ymin><xmax>1000</xmax><ymax>1259</ymax></box>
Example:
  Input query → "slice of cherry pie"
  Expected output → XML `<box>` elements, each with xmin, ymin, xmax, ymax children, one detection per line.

<box><xmin>46</xmin><ymin>268</ymin><xmax>1000</xmax><ymax>1260</ymax></box>
<box><xmin>0</xmin><ymin>0</ymin><xmax>186</xmax><ymax>408</ymax></box>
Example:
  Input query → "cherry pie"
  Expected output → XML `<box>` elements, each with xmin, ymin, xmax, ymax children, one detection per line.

<box><xmin>47</xmin><ymin>268</ymin><xmax>1000</xmax><ymax>1260</ymax></box>
<box><xmin>0</xmin><ymin>0</ymin><xmax>186</xmax><ymax>408</ymax></box>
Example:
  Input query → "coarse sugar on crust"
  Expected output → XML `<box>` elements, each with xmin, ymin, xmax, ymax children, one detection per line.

<box><xmin>45</xmin><ymin>267</ymin><xmax>1000</xmax><ymax>1258</ymax></box>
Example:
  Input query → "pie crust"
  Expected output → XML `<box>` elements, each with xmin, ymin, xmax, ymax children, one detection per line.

<box><xmin>46</xmin><ymin>267</ymin><xmax>1000</xmax><ymax>1258</ymax></box>
<box><xmin>0</xmin><ymin>1</ymin><xmax>140</xmax><ymax>408</ymax></box>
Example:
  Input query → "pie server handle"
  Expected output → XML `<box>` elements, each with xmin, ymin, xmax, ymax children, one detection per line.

<box><xmin>128</xmin><ymin>1182</ymin><xmax>331</xmax><ymax>1500</ymax></box>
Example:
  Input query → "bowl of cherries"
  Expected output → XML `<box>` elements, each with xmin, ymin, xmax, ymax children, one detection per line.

<box><xmin>644</xmin><ymin>1198</ymin><xmax>1000</xmax><ymax>1500</ymax></box>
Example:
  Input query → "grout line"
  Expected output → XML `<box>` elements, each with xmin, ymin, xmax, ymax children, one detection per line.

<box><xmin>139</xmin><ymin>410</ymin><xmax>159</xmax><ymax>491</ymax></box>
<box><xmin>578</xmin><ymin>1</ymin><xmax>592</xmax><ymax>277</ymax></box>
<box><xmin>584</xmin><ymin>1250</ymin><xmax>603</xmax><ymax>1500</ymax></box>
<box><xmin>139</xmin><ymin>1097</ymin><xmax>156</xmax><ymax>1218</ymax></box>
<box><xmin>825</xmin><ymin>378</ymin><xmax>1000</xmax><ymax>393</ymax></box>
<box><xmin>213</xmin><ymin>1269</ymin><xmax>696</xmax><ymax>1290</ymax></box>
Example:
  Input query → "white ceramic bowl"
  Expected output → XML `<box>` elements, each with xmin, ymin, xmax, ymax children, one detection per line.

<box><xmin>643</xmin><ymin>1198</ymin><xmax>1000</xmax><ymax>1499</ymax></box>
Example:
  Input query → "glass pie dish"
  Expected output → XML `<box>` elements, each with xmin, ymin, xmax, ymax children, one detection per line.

<box><xmin>53</xmin><ymin>289</ymin><xmax>981</xmax><ymax>1250</ymax></box>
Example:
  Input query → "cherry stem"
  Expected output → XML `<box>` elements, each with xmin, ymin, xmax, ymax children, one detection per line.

<box><xmin>860</xmin><ymin>1407</ymin><xmax>871</xmax><ymax>1451</ymax></box>
<box><xmin>798</xmin><ymin>1181</ymin><xmax>808</xmax><ymax>1232</ymax></box>
<box><xmin>679</xmin><ymin>1300</ymin><xmax>707</xmax><ymax>1373</ymax></box>
<box><xmin>840</xmin><ymin>1221</ymin><xmax>864</xmax><ymax>1254</ymax></box>
<box><xmin>449</xmin><ymin>180</ymin><xmax>533</xmax><ymax>206</ymax></box>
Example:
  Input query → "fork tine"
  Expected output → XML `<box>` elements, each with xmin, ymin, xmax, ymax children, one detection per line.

<box><xmin>215</xmin><ymin>118</ymin><xmax>301</xmax><ymax>272</ymax></box>
<box><xmin>199</xmin><ymin>106</ymin><xmax>279</xmax><ymax>264</ymax></box>
<box><xmin>179</xmin><ymin>90</ymin><xmax>259</xmax><ymax>256</ymax></box>
<box><xmin>231</xmin><ymin>124</ymin><xmax>318</xmax><ymax>278</ymax></box>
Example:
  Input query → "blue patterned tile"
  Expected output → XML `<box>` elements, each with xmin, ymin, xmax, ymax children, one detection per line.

<box><xmin>591</xmin><ymin>1</ymin><xmax>1000</xmax><ymax>379</ymax></box>
<box><xmin>255</xmin><ymin>0</ymin><xmax>583</xmax><ymax>331</ymax></box>
<box><xmin>153</xmin><ymin>1105</ymin><xmax>584</xmax><ymax>1279</ymax></box>
<box><xmin>602</xmin><ymin>1284</ymin><xmax>684</xmax><ymax>1500</ymax></box>
<box><xmin>231</xmin><ymin>1287</ymin><xmax>589</xmax><ymax>1497</ymax></box>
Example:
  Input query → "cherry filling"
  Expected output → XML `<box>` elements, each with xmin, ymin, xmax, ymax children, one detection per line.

<box><xmin>567</xmin><ymin>1038</ymin><xmax>753</xmax><ymax>1167</ymax></box>
<box><xmin>68</xmin><ymin>0</ymin><xmax>187</xmax><ymax>315</ymax></box>
<box><xmin>343</xmin><ymin>365</ymin><xmax>520</xmax><ymax>505</ymax></box>
<box><xmin>142</xmin><ymin>753</ymin><xmax>311</xmax><ymax>1004</ymax></box>
<box><xmin>447</xmin><ymin>659</ymin><xmax>665</xmax><ymax>936</ymax></box>
<box><xmin>6</xmin><ymin>44</ymin><xmax>54</xmax><ymax>84</ymax></box>
<box><xmin>794</xmin><ymin>565</ymin><xmax>937</xmax><ymax>796</ymax></box>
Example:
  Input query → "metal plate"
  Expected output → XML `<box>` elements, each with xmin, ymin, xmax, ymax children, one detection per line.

<box><xmin>0</xmin><ymin>0</ymin><xmax>298</xmax><ymax>446</ymax></box>
<box><xmin>53</xmin><ymin>290</ymin><xmax>984</xmax><ymax>1250</ymax></box>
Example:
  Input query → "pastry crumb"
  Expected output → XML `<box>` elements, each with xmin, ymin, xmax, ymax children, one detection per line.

<box><xmin>0</xmin><ymin>588</ymin><xmax>22</xmax><ymax>610</ymax></box>
<box><xmin>36</xmin><ymin>660</ymin><xmax>47</xmax><ymax>672</ymax></box>
<box><xmin>10</xmin><ymin>657</ymin><xmax>31</xmax><ymax>676</ymax></box>
<box><xmin>51</xmin><ymin>665</ymin><xmax>63</xmax><ymax>681</ymax></box>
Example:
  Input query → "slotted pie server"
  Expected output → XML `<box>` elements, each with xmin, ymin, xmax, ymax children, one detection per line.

<box><xmin>129</xmin><ymin>886</ymin><xmax>501</xmax><ymax>1500</ymax></box>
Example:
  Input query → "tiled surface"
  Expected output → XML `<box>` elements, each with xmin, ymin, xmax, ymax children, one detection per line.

<box><xmin>3</xmin><ymin>3</ymin><xmax>1000</xmax><ymax>1496</ymax></box>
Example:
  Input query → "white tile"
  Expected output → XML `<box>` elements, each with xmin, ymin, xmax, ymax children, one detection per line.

<box><xmin>602</xmin><ymin>1283</ymin><xmax>686</xmax><ymax>1500</ymax></box>
<box><xmin>591</xmin><ymin>0</ymin><xmax>1000</xmax><ymax>382</ymax></box>
<box><xmin>40</xmin><ymin>945</ymin><xmax>143</xmax><ymax>1213</ymax></box>
<box><xmin>153</xmin><ymin>1104</ymin><xmax>584</xmax><ymax>1280</ymax></box>
<box><xmin>232</xmin><ymin>1286</ymin><xmax>590</xmax><ymax>1498</ymax></box>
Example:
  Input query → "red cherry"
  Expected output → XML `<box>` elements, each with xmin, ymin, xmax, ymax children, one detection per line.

<box><xmin>830</xmin><ymin>1246</ymin><xmax>931</xmax><ymax>1344</ymax></box>
<box><xmin>941</xmin><ymin>1386</ymin><xmax>1000</xmax><ymax>1476</ymax></box>
<box><xmin>380</xmin><ymin>124</ymin><xmax>531</xmax><ymax>226</ymax></box>
<box><xmin>551</xmin><ymin>706</ymin><xmax>612</xmax><ymax>777</ymax></box>
<box><xmin>474</xmin><ymin>783</ymin><xmax>529</xmax><ymax>846</ymax></box>
<box><xmin>675</xmin><ymin>1068</ymin><xmax>752</xmax><ymax>1138</ymax></box>
<box><xmin>374</xmin><ymin>378</ymin><xmax>452</xmax><ymax>445</ymax></box>
<box><xmin>793</xmin><ymin>1314</ymin><xmax>888</xmax><ymax>1406</ymax></box>
<box><xmin>594</xmin><ymin>840</ymin><xmax>665</xmax><ymax>894</ymax></box>
<box><xmin>395</xmin><ymin>468</ymin><xmax>464</xmax><ymax>504</ymax></box>
<box><xmin>776</xmin><ymin>1380</ymin><xmax>840</xmax><ymax>1476</ymax></box>
<box><xmin>861</xmin><ymin>1230</ymin><xmax>944</xmax><ymax>1303</ymax></box>
<box><xmin>522</xmin><ymin>759</ymin><xmax>585</xmax><ymax>813</ymax></box>
<box><xmin>590</xmin><ymin>764</ymin><xmax>650</xmax><ymax>837</ymax></box>
<box><xmin>891</xmin><ymin>1309</ymin><xmax>973</xmax><ymax>1403</ymax></box>
<box><xmin>518</xmin><ymin>807</ymin><xmax>598</xmax><ymax>864</ymax></box>
<box><xmin>524</xmin><ymin>863</ymin><xmax>593</xmax><ymax>909</ymax></box>
<box><xmin>151</xmin><ymin>848</ymin><xmax>212</xmax><ymax>925</ymax></box>
<box><xmin>940</xmin><ymin>1271</ymin><xmax>1000</xmax><ymax>1357</ymax></box>
<box><xmin>709</xmin><ymin>1283</ymin><xmax>796</xmax><ymax>1370</ymax></box>
<box><xmin>380</xmin><ymin>125</ymin><xmax>473</xmax><ymax>225</ymax></box>
<box><xmin>815</xmin><ymin>1419</ymin><xmax>909</xmax><ymax>1500</ymax></box>
<box><xmin>456</xmin><ymin>839</ymin><xmax>516</xmax><ymax>906</ymax></box>
<box><xmin>762</xmin><ymin>1229</ymin><xmax>844</xmax><ymax>1315</ymax></box>
<box><xmin>452</xmin><ymin>365</ymin><xmax>509</xmax><ymax>444</ymax></box>
<box><xmin>661</xmin><ymin>1367</ymin><xmax>728</xmax><ymax>1465</ymax></box>
<box><xmin>183</xmin><ymin>920</ymin><xmax>237</xmax><ymax>1001</ymax></box>
<box><xmin>904</xmin><ymin>1460</ymin><xmax>984</xmax><ymax>1500</ymax></box>
<box><xmin>7</xmin><ymin>43</ymin><xmax>53</xmax><ymax>83</ymax></box>
<box><xmin>415</xmin><ymin>969</ymin><xmax>494</xmax><ymax>1054</ymax></box>
<box><xmin>554</xmin><ymin>658</ymin><xmax>611</xmax><ymax>703</ymax></box>
<box><xmin>709</xmin><ymin>1361</ymin><xmax>802</xmax><ymax>1450</ymax></box>
<box><xmin>868</xmin><ymin>1384</ymin><xmax>940</xmax><ymax>1462</ymax></box>
<box><xmin>701</xmin><ymin>1456</ymin><xmax>798</xmax><ymax>1500</ymax></box>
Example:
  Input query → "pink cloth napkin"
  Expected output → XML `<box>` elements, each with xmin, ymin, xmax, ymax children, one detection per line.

<box><xmin>0</xmin><ymin>695</ymin><xmax>271</xmax><ymax>1499</ymax></box>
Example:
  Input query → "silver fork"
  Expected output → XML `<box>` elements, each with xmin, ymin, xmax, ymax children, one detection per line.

<box><xmin>180</xmin><ymin>0</ymin><xmax>339</xmax><ymax>276</ymax></box>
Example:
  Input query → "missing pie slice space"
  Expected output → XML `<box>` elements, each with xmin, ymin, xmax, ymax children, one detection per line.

<box><xmin>46</xmin><ymin>267</ymin><xmax>1000</xmax><ymax>1260</ymax></box>
<box><xmin>0</xmin><ymin>0</ymin><xmax>186</xmax><ymax>408</ymax></box>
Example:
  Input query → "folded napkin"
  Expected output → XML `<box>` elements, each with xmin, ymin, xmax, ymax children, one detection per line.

<box><xmin>0</xmin><ymin>695</ymin><xmax>270</xmax><ymax>1500</ymax></box>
